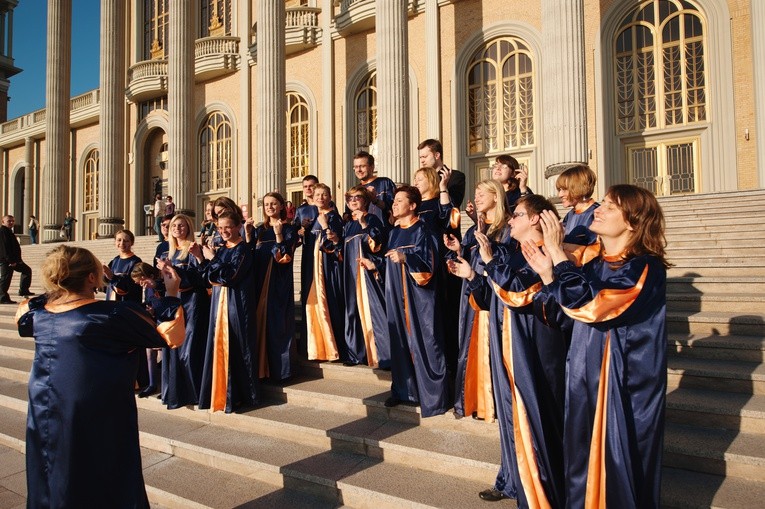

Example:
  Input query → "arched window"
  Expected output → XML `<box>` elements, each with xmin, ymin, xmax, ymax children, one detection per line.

<box><xmin>615</xmin><ymin>0</ymin><xmax>706</xmax><ymax>195</ymax></box>
<box><xmin>144</xmin><ymin>0</ymin><xmax>169</xmax><ymax>60</ymax></box>
<box><xmin>199</xmin><ymin>112</ymin><xmax>232</xmax><ymax>193</ymax></box>
<box><xmin>354</xmin><ymin>71</ymin><xmax>377</xmax><ymax>155</ymax></box>
<box><xmin>466</xmin><ymin>37</ymin><xmax>535</xmax><ymax>155</ymax></box>
<box><xmin>201</xmin><ymin>0</ymin><xmax>232</xmax><ymax>37</ymax></box>
<box><xmin>84</xmin><ymin>149</ymin><xmax>99</xmax><ymax>212</ymax></box>
<box><xmin>287</xmin><ymin>92</ymin><xmax>310</xmax><ymax>180</ymax></box>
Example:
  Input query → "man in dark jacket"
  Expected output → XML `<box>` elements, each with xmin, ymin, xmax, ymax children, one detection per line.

<box><xmin>0</xmin><ymin>215</ymin><xmax>33</xmax><ymax>304</ymax></box>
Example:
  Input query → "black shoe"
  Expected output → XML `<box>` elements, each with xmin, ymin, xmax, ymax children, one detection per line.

<box><xmin>19</xmin><ymin>291</ymin><xmax>35</xmax><ymax>297</ymax></box>
<box><xmin>478</xmin><ymin>488</ymin><xmax>509</xmax><ymax>502</ymax></box>
<box><xmin>0</xmin><ymin>298</ymin><xmax>17</xmax><ymax>305</ymax></box>
<box><xmin>138</xmin><ymin>385</ymin><xmax>157</xmax><ymax>398</ymax></box>
<box><xmin>384</xmin><ymin>396</ymin><xmax>401</xmax><ymax>408</ymax></box>
<box><xmin>342</xmin><ymin>361</ymin><xmax>358</xmax><ymax>367</ymax></box>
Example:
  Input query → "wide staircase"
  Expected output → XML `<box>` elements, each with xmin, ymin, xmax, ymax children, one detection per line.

<box><xmin>0</xmin><ymin>190</ymin><xmax>763</xmax><ymax>508</ymax></box>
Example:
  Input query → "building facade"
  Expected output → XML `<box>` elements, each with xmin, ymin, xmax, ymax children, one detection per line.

<box><xmin>0</xmin><ymin>0</ymin><xmax>763</xmax><ymax>241</ymax></box>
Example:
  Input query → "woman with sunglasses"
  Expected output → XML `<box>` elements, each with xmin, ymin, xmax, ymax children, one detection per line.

<box><xmin>340</xmin><ymin>185</ymin><xmax>389</xmax><ymax>368</ymax></box>
<box><xmin>523</xmin><ymin>184</ymin><xmax>669</xmax><ymax>508</ymax></box>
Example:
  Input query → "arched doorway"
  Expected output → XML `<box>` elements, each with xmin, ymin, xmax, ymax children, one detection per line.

<box><xmin>142</xmin><ymin>128</ymin><xmax>168</xmax><ymax>235</ymax></box>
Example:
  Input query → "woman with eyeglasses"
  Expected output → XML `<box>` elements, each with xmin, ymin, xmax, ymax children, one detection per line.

<box><xmin>155</xmin><ymin>214</ymin><xmax>210</xmax><ymax>409</ymax></box>
<box><xmin>340</xmin><ymin>185</ymin><xmax>389</xmax><ymax>368</ymax></box>
<box><xmin>303</xmin><ymin>184</ymin><xmax>346</xmax><ymax>362</ymax></box>
<box><xmin>445</xmin><ymin>180</ymin><xmax>513</xmax><ymax>422</ymax></box>
<box><xmin>523</xmin><ymin>184</ymin><xmax>669</xmax><ymax>508</ymax></box>
<box><xmin>384</xmin><ymin>185</ymin><xmax>450</xmax><ymax>417</ymax></box>
<box><xmin>450</xmin><ymin>194</ymin><xmax>567</xmax><ymax>506</ymax></box>
<box><xmin>251</xmin><ymin>192</ymin><xmax>298</xmax><ymax>381</ymax></box>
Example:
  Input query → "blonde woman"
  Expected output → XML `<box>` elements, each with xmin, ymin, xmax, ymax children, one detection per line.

<box><xmin>156</xmin><ymin>214</ymin><xmax>210</xmax><ymax>408</ymax></box>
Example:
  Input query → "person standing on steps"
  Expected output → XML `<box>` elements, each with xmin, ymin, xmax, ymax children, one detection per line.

<box><xmin>0</xmin><ymin>215</ymin><xmax>34</xmax><ymax>304</ymax></box>
<box><xmin>63</xmin><ymin>211</ymin><xmax>77</xmax><ymax>242</ymax></box>
<box><xmin>28</xmin><ymin>215</ymin><xmax>40</xmax><ymax>244</ymax></box>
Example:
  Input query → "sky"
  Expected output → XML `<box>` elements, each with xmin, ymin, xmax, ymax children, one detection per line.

<box><xmin>7</xmin><ymin>0</ymin><xmax>101</xmax><ymax>119</ymax></box>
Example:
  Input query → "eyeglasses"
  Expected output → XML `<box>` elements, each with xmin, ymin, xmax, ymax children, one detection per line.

<box><xmin>346</xmin><ymin>195</ymin><xmax>364</xmax><ymax>201</ymax></box>
<box><xmin>511</xmin><ymin>212</ymin><xmax>527</xmax><ymax>218</ymax></box>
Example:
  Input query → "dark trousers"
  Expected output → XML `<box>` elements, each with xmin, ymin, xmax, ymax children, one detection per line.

<box><xmin>0</xmin><ymin>261</ymin><xmax>32</xmax><ymax>300</ymax></box>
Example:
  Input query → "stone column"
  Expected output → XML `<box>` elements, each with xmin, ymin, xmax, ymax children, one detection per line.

<box><xmin>376</xmin><ymin>2</ymin><xmax>410</xmax><ymax>184</ymax></box>
<box><xmin>97</xmin><ymin>0</ymin><xmax>126</xmax><ymax>238</ymax></box>
<box><xmin>753</xmin><ymin>0</ymin><xmax>765</xmax><ymax>186</ymax></box>
<box><xmin>424</xmin><ymin>0</ymin><xmax>440</xmax><ymax>139</ymax></box>
<box><xmin>320</xmin><ymin>0</ymin><xmax>334</xmax><ymax>188</ymax></box>
<box><xmin>23</xmin><ymin>137</ymin><xmax>33</xmax><ymax>221</ymax></box>
<box><xmin>42</xmin><ymin>0</ymin><xmax>71</xmax><ymax>242</ymax></box>
<box><xmin>541</xmin><ymin>0</ymin><xmax>588</xmax><ymax>180</ymax></box>
<box><xmin>237</xmin><ymin>0</ymin><xmax>252</xmax><ymax>206</ymax></box>
<box><xmin>256</xmin><ymin>1</ymin><xmax>286</xmax><ymax>198</ymax></box>
<box><xmin>168</xmin><ymin>1</ymin><xmax>195</xmax><ymax>216</ymax></box>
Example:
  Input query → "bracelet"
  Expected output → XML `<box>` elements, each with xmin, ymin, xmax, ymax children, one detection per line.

<box><xmin>440</xmin><ymin>190</ymin><xmax>449</xmax><ymax>194</ymax></box>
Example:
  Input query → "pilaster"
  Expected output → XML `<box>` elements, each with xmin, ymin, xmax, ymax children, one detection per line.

<box><xmin>42</xmin><ymin>0</ymin><xmax>71</xmax><ymax>242</ymax></box>
<box><xmin>376</xmin><ymin>2</ymin><xmax>410</xmax><ymax>183</ymax></box>
<box><xmin>23</xmin><ymin>137</ymin><xmax>33</xmax><ymax>221</ymax></box>
<box><xmin>424</xmin><ymin>0</ymin><xmax>440</xmax><ymax>139</ymax></box>
<box><xmin>753</xmin><ymin>0</ymin><xmax>765</xmax><ymax>187</ymax></box>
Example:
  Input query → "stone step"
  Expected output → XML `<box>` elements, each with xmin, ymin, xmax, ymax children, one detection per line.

<box><xmin>666</xmin><ymin>245</ymin><xmax>765</xmax><ymax>258</ymax></box>
<box><xmin>666</xmin><ymin>387</ymin><xmax>765</xmax><ymax>435</ymax></box>
<box><xmin>668</xmin><ymin>333</ymin><xmax>765</xmax><ymax>363</ymax></box>
<box><xmin>667</xmin><ymin>276</ymin><xmax>765</xmax><ymax>294</ymax></box>
<box><xmin>666</xmin><ymin>355</ymin><xmax>765</xmax><ymax>395</ymax></box>
<box><xmin>667</xmin><ymin>266</ymin><xmax>765</xmax><ymax>278</ymax></box>
<box><xmin>663</xmin><ymin>421</ymin><xmax>765</xmax><ymax>482</ymax></box>
<box><xmin>661</xmin><ymin>466</ymin><xmax>765</xmax><ymax>509</ymax></box>
<box><xmin>666</xmin><ymin>293</ymin><xmax>765</xmax><ymax>314</ymax></box>
<box><xmin>663</xmin><ymin>202</ymin><xmax>765</xmax><ymax>216</ymax></box>
<box><xmin>667</xmin><ymin>311</ymin><xmax>765</xmax><ymax>336</ymax></box>
<box><xmin>665</xmin><ymin>215</ymin><xmax>764</xmax><ymax>228</ymax></box>
<box><xmin>666</xmin><ymin>230</ymin><xmax>765</xmax><ymax>245</ymax></box>
<box><xmin>667</xmin><ymin>237</ymin><xmax>765</xmax><ymax>250</ymax></box>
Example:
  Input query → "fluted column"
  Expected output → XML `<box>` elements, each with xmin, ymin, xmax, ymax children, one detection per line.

<box><xmin>320</xmin><ymin>0</ymin><xmax>334</xmax><ymax>187</ymax></box>
<box><xmin>23</xmin><ymin>137</ymin><xmax>33</xmax><ymax>221</ymax></box>
<box><xmin>97</xmin><ymin>0</ymin><xmax>126</xmax><ymax>237</ymax></box>
<box><xmin>168</xmin><ymin>1</ymin><xmax>195</xmax><ymax>216</ymax></box>
<box><xmin>541</xmin><ymin>0</ymin><xmax>588</xmax><ymax>179</ymax></box>
<box><xmin>753</xmin><ymin>0</ymin><xmax>765</xmax><ymax>187</ymax></box>
<box><xmin>424</xmin><ymin>0</ymin><xmax>440</xmax><ymax>139</ymax></box>
<box><xmin>42</xmin><ymin>0</ymin><xmax>71</xmax><ymax>242</ymax></box>
<box><xmin>256</xmin><ymin>1</ymin><xmax>286</xmax><ymax>198</ymax></box>
<box><xmin>376</xmin><ymin>3</ymin><xmax>410</xmax><ymax>184</ymax></box>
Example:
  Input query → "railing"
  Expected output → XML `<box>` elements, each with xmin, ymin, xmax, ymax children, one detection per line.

<box><xmin>286</xmin><ymin>7</ymin><xmax>321</xmax><ymax>27</ymax></box>
<box><xmin>0</xmin><ymin>118</ymin><xmax>20</xmax><ymax>134</ymax></box>
<box><xmin>127</xmin><ymin>59</ymin><xmax>168</xmax><ymax>81</ymax></box>
<box><xmin>33</xmin><ymin>110</ymin><xmax>46</xmax><ymax>123</ymax></box>
<box><xmin>70</xmin><ymin>89</ymin><xmax>100</xmax><ymax>111</ymax></box>
<box><xmin>195</xmin><ymin>36</ymin><xmax>240</xmax><ymax>58</ymax></box>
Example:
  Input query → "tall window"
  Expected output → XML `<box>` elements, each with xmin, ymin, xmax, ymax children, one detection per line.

<box><xmin>138</xmin><ymin>96</ymin><xmax>168</xmax><ymax>120</ymax></box>
<box><xmin>354</xmin><ymin>71</ymin><xmax>377</xmax><ymax>154</ymax></box>
<box><xmin>466</xmin><ymin>37</ymin><xmax>535</xmax><ymax>155</ymax></box>
<box><xmin>615</xmin><ymin>0</ymin><xmax>706</xmax><ymax>195</ymax></box>
<box><xmin>199</xmin><ymin>112</ymin><xmax>232</xmax><ymax>193</ymax></box>
<box><xmin>201</xmin><ymin>0</ymin><xmax>232</xmax><ymax>37</ymax></box>
<box><xmin>287</xmin><ymin>92</ymin><xmax>310</xmax><ymax>180</ymax></box>
<box><xmin>84</xmin><ymin>149</ymin><xmax>99</xmax><ymax>212</ymax></box>
<box><xmin>144</xmin><ymin>0</ymin><xmax>169</xmax><ymax>60</ymax></box>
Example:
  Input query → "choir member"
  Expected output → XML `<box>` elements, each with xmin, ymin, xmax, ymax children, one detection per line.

<box><xmin>18</xmin><ymin>245</ymin><xmax>183</xmax><ymax>508</ymax></box>
<box><xmin>192</xmin><ymin>211</ymin><xmax>259</xmax><ymax>413</ymax></box>
<box><xmin>252</xmin><ymin>192</ymin><xmax>298</xmax><ymax>381</ymax></box>
<box><xmin>340</xmin><ymin>185</ymin><xmax>389</xmax><ymax>368</ymax></box>
<box><xmin>384</xmin><ymin>186</ymin><xmax>450</xmax><ymax>417</ymax></box>
<box><xmin>303</xmin><ymin>183</ymin><xmax>345</xmax><ymax>362</ymax></box>
<box><xmin>156</xmin><ymin>214</ymin><xmax>210</xmax><ymax>408</ymax></box>
<box><xmin>523</xmin><ymin>184</ymin><xmax>669</xmax><ymax>508</ymax></box>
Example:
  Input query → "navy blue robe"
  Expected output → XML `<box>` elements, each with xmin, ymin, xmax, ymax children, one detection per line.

<box><xmin>452</xmin><ymin>224</ymin><xmax>514</xmax><ymax>420</ymax></box>
<box><xmin>252</xmin><ymin>223</ymin><xmax>298</xmax><ymax>380</ymax></box>
<box><xmin>198</xmin><ymin>240</ymin><xmax>260</xmax><ymax>413</ymax></box>
<box><xmin>18</xmin><ymin>296</ymin><xmax>182</xmax><ymax>509</ymax></box>
<box><xmin>477</xmin><ymin>247</ymin><xmax>567</xmax><ymax>508</ymax></box>
<box><xmin>562</xmin><ymin>201</ymin><xmax>599</xmax><ymax>246</ymax></box>
<box><xmin>539</xmin><ymin>255</ymin><xmax>667</xmax><ymax>509</ymax></box>
<box><xmin>293</xmin><ymin>203</ymin><xmax>319</xmax><ymax>357</ymax></box>
<box><xmin>360</xmin><ymin>176</ymin><xmax>397</xmax><ymax>225</ymax></box>
<box><xmin>160</xmin><ymin>249</ymin><xmax>210</xmax><ymax>408</ymax></box>
<box><xmin>304</xmin><ymin>210</ymin><xmax>345</xmax><ymax>361</ymax></box>
<box><xmin>341</xmin><ymin>213</ymin><xmax>389</xmax><ymax>367</ymax></box>
<box><xmin>385</xmin><ymin>217</ymin><xmax>449</xmax><ymax>417</ymax></box>
<box><xmin>104</xmin><ymin>254</ymin><xmax>142</xmax><ymax>302</ymax></box>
